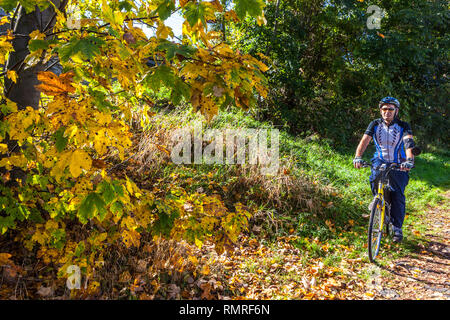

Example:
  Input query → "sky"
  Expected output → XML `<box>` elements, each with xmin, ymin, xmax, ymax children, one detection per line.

<box><xmin>140</xmin><ymin>11</ymin><xmax>184</xmax><ymax>41</ymax></box>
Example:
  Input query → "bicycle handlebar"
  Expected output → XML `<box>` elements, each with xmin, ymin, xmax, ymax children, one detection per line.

<box><xmin>361</xmin><ymin>161</ymin><xmax>414</xmax><ymax>171</ymax></box>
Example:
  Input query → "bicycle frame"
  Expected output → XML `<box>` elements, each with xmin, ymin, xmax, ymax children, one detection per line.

<box><xmin>375</xmin><ymin>178</ymin><xmax>387</xmax><ymax>233</ymax></box>
<box><xmin>364</xmin><ymin>162</ymin><xmax>399</xmax><ymax>235</ymax></box>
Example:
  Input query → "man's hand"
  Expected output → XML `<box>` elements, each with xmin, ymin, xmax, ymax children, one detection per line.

<box><xmin>400</xmin><ymin>159</ymin><xmax>414</xmax><ymax>171</ymax></box>
<box><xmin>353</xmin><ymin>157</ymin><xmax>364</xmax><ymax>169</ymax></box>
<box><xmin>354</xmin><ymin>134</ymin><xmax>371</xmax><ymax>169</ymax></box>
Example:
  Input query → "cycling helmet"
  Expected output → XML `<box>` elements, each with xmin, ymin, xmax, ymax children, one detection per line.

<box><xmin>379</xmin><ymin>96</ymin><xmax>400</xmax><ymax>109</ymax></box>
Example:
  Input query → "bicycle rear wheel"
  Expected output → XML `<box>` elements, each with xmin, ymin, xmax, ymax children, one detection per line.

<box><xmin>368</xmin><ymin>198</ymin><xmax>383</xmax><ymax>262</ymax></box>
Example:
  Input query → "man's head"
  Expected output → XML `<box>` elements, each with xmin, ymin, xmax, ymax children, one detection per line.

<box><xmin>379</xmin><ymin>96</ymin><xmax>400</xmax><ymax>123</ymax></box>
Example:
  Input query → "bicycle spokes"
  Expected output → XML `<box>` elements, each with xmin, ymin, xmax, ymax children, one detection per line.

<box><xmin>368</xmin><ymin>199</ymin><xmax>384</xmax><ymax>262</ymax></box>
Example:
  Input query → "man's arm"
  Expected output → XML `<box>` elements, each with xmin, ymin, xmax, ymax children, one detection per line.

<box><xmin>404</xmin><ymin>134</ymin><xmax>414</xmax><ymax>159</ymax></box>
<box><xmin>354</xmin><ymin>134</ymin><xmax>372</xmax><ymax>168</ymax></box>
<box><xmin>401</xmin><ymin>134</ymin><xmax>415</xmax><ymax>171</ymax></box>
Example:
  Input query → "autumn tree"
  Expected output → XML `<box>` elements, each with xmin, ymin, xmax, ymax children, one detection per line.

<box><xmin>0</xmin><ymin>0</ymin><xmax>268</xmax><ymax>287</ymax></box>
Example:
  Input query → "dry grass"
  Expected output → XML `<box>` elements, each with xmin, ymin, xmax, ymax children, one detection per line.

<box><xmin>132</xmin><ymin>108</ymin><xmax>203</xmax><ymax>173</ymax></box>
<box><xmin>130</xmin><ymin>108</ymin><xmax>333</xmax><ymax>234</ymax></box>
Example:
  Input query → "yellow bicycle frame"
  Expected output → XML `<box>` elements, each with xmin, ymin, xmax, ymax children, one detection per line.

<box><xmin>375</xmin><ymin>181</ymin><xmax>386</xmax><ymax>231</ymax></box>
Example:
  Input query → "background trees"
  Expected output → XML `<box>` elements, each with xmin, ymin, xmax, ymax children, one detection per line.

<box><xmin>232</xmin><ymin>0</ymin><xmax>449</xmax><ymax>148</ymax></box>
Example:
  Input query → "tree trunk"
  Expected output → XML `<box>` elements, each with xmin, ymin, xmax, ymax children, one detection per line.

<box><xmin>4</xmin><ymin>0</ymin><xmax>66</xmax><ymax>110</ymax></box>
<box><xmin>1</xmin><ymin>1</ymin><xmax>67</xmax><ymax>186</ymax></box>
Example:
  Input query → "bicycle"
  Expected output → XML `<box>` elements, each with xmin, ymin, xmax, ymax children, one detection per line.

<box><xmin>361</xmin><ymin>160</ymin><xmax>420</xmax><ymax>262</ymax></box>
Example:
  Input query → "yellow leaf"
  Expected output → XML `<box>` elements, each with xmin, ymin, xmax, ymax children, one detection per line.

<box><xmin>122</xmin><ymin>229</ymin><xmax>141</xmax><ymax>248</ymax></box>
<box><xmin>50</xmin><ymin>150</ymin><xmax>71</xmax><ymax>180</ymax></box>
<box><xmin>0</xmin><ymin>38</ymin><xmax>13</xmax><ymax>64</ymax></box>
<box><xmin>156</xmin><ymin>23</ymin><xmax>173</xmax><ymax>39</ymax></box>
<box><xmin>179</xmin><ymin>0</ymin><xmax>189</xmax><ymax>7</ymax></box>
<box><xmin>31</xmin><ymin>229</ymin><xmax>48</xmax><ymax>246</ymax></box>
<box><xmin>188</xmin><ymin>255</ymin><xmax>199</xmax><ymax>265</ymax></box>
<box><xmin>5</xmin><ymin>99</ymin><xmax>17</xmax><ymax>113</ymax></box>
<box><xmin>6</xmin><ymin>70</ymin><xmax>17</xmax><ymax>83</ymax></box>
<box><xmin>0</xmin><ymin>154</ymin><xmax>28</xmax><ymax>170</ymax></box>
<box><xmin>0</xmin><ymin>253</ymin><xmax>12</xmax><ymax>265</ymax></box>
<box><xmin>256</xmin><ymin>14</ymin><xmax>267</xmax><ymax>26</ymax></box>
<box><xmin>45</xmin><ymin>220</ymin><xmax>59</xmax><ymax>230</ymax></box>
<box><xmin>0</xmin><ymin>16</ymin><xmax>9</xmax><ymax>26</ymax></box>
<box><xmin>69</xmin><ymin>149</ymin><xmax>92</xmax><ymax>178</ymax></box>
<box><xmin>36</xmin><ymin>71</ymin><xmax>75</xmax><ymax>96</ymax></box>
<box><xmin>195</xmin><ymin>237</ymin><xmax>203</xmax><ymax>249</ymax></box>
<box><xmin>29</xmin><ymin>30</ymin><xmax>46</xmax><ymax>40</ymax></box>
<box><xmin>201</xmin><ymin>264</ymin><xmax>210</xmax><ymax>275</ymax></box>
<box><xmin>126</xmin><ymin>179</ymin><xmax>134</xmax><ymax>195</ymax></box>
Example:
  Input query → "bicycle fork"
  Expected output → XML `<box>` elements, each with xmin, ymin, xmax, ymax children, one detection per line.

<box><xmin>376</xmin><ymin>182</ymin><xmax>386</xmax><ymax>232</ymax></box>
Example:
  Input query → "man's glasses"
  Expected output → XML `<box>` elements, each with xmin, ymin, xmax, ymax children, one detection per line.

<box><xmin>381</xmin><ymin>107</ymin><xmax>395</xmax><ymax>112</ymax></box>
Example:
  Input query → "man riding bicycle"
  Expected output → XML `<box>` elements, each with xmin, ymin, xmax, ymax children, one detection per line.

<box><xmin>353</xmin><ymin>97</ymin><xmax>416</xmax><ymax>243</ymax></box>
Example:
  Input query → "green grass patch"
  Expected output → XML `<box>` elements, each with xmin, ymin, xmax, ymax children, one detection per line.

<box><xmin>140</xmin><ymin>106</ymin><xmax>449</xmax><ymax>263</ymax></box>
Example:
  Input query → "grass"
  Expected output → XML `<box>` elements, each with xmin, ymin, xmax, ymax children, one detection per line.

<box><xmin>135</xmin><ymin>104</ymin><xmax>449</xmax><ymax>266</ymax></box>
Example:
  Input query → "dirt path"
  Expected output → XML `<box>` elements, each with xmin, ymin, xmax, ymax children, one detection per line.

<box><xmin>368</xmin><ymin>191</ymin><xmax>449</xmax><ymax>300</ymax></box>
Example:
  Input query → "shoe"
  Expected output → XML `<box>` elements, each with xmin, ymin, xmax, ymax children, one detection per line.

<box><xmin>393</xmin><ymin>229</ymin><xmax>403</xmax><ymax>243</ymax></box>
<box><xmin>368</xmin><ymin>198</ymin><xmax>376</xmax><ymax>211</ymax></box>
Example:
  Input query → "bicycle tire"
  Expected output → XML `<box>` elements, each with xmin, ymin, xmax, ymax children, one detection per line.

<box><xmin>384</xmin><ymin>204</ymin><xmax>393</xmax><ymax>237</ymax></box>
<box><xmin>368</xmin><ymin>198</ymin><xmax>383</xmax><ymax>262</ymax></box>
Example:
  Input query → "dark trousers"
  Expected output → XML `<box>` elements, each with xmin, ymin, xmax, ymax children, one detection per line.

<box><xmin>369</xmin><ymin>158</ymin><xmax>409</xmax><ymax>231</ymax></box>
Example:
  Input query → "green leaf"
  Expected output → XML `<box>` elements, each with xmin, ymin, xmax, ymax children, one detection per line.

<box><xmin>74</xmin><ymin>241</ymin><xmax>85</xmax><ymax>257</ymax></box>
<box><xmin>171</xmin><ymin>78</ymin><xmax>190</xmax><ymax>105</ymax></box>
<box><xmin>144</xmin><ymin>65</ymin><xmax>176</xmax><ymax>91</ymax></box>
<box><xmin>98</xmin><ymin>181</ymin><xmax>116</xmax><ymax>205</ymax></box>
<box><xmin>50</xmin><ymin>228</ymin><xmax>66</xmax><ymax>249</ymax></box>
<box><xmin>156</xmin><ymin>0</ymin><xmax>175</xmax><ymax>21</ymax></box>
<box><xmin>53</xmin><ymin>126</ymin><xmax>68</xmax><ymax>152</ymax></box>
<box><xmin>30</xmin><ymin>174</ymin><xmax>48</xmax><ymax>189</ymax></box>
<box><xmin>93</xmin><ymin>194</ymin><xmax>107</xmax><ymax>221</ymax></box>
<box><xmin>58</xmin><ymin>36</ymin><xmax>105</xmax><ymax>62</ymax></box>
<box><xmin>110</xmin><ymin>200</ymin><xmax>124</xmax><ymax>217</ymax></box>
<box><xmin>78</xmin><ymin>193</ymin><xmax>96</xmax><ymax>224</ymax></box>
<box><xmin>118</xmin><ymin>0</ymin><xmax>133</xmax><ymax>11</ymax></box>
<box><xmin>0</xmin><ymin>215</ymin><xmax>15</xmax><ymax>234</ymax></box>
<box><xmin>18</xmin><ymin>0</ymin><xmax>36</xmax><ymax>13</ymax></box>
<box><xmin>77</xmin><ymin>192</ymin><xmax>106</xmax><ymax>223</ymax></box>
<box><xmin>35</xmin><ymin>0</ymin><xmax>50</xmax><ymax>11</ymax></box>
<box><xmin>234</xmin><ymin>0</ymin><xmax>264</xmax><ymax>20</ymax></box>
<box><xmin>0</xmin><ymin>0</ymin><xmax>19</xmax><ymax>12</ymax></box>
<box><xmin>88</xmin><ymin>88</ymin><xmax>117</xmax><ymax>111</ymax></box>
<box><xmin>183</xmin><ymin>2</ymin><xmax>211</xmax><ymax>27</ymax></box>
<box><xmin>28</xmin><ymin>39</ymin><xmax>49</xmax><ymax>52</ymax></box>
<box><xmin>0</xmin><ymin>0</ymin><xmax>49</xmax><ymax>14</ymax></box>
<box><xmin>157</xmin><ymin>41</ymin><xmax>196</xmax><ymax>60</ymax></box>
<box><xmin>111</xmin><ymin>181</ymin><xmax>125</xmax><ymax>197</ymax></box>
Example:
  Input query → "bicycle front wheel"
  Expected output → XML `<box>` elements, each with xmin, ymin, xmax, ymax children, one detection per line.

<box><xmin>368</xmin><ymin>198</ymin><xmax>384</xmax><ymax>262</ymax></box>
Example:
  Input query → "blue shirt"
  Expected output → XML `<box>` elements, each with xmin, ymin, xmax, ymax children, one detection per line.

<box><xmin>365</xmin><ymin>118</ymin><xmax>413</xmax><ymax>164</ymax></box>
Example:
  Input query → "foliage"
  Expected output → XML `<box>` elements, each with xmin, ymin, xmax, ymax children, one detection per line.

<box><xmin>231</xmin><ymin>0</ymin><xmax>449</xmax><ymax>148</ymax></box>
<box><xmin>0</xmin><ymin>0</ymin><xmax>268</xmax><ymax>288</ymax></box>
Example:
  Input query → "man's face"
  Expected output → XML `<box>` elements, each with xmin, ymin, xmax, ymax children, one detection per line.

<box><xmin>380</xmin><ymin>103</ymin><xmax>397</xmax><ymax>123</ymax></box>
